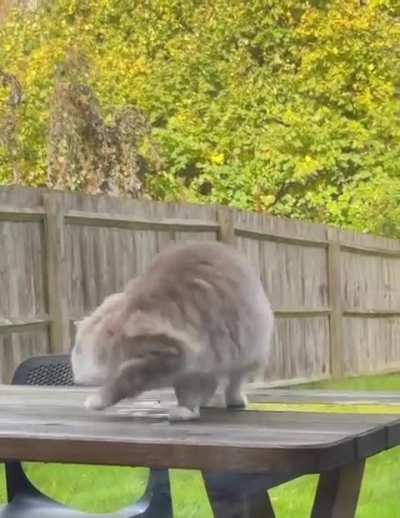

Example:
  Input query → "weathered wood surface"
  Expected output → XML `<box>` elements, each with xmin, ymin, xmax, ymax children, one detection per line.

<box><xmin>327</xmin><ymin>229</ymin><xmax>344</xmax><ymax>378</ymax></box>
<box><xmin>44</xmin><ymin>195</ymin><xmax>70</xmax><ymax>353</ymax></box>
<box><xmin>0</xmin><ymin>386</ymin><xmax>399</xmax><ymax>473</ymax></box>
<box><xmin>1</xmin><ymin>186</ymin><xmax>400</xmax><ymax>384</ymax></box>
<box><xmin>248</xmin><ymin>388</ymin><xmax>400</xmax><ymax>405</ymax></box>
<box><xmin>0</xmin><ymin>194</ymin><xmax>49</xmax><ymax>382</ymax></box>
<box><xmin>233</xmin><ymin>210</ymin><xmax>331</xmax><ymax>383</ymax></box>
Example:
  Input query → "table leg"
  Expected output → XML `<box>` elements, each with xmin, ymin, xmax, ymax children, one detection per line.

<box><xmin>311</xmin><ymin>461</ymin><xmax>365</xmax><ymax>518</ymax></box>
<box><xmin>203</xmin><ymin>472</ymin><xmax>276</xmax><ymax>518</ymax></box>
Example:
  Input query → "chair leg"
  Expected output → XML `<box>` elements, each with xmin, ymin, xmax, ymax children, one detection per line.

<box><xmin>5</xmin><ymin>462</ymin><xmax>43</xmax><ymax>502</ymax></box>
<box><xmin>139</xmin><ymin>469</ymin><xmax>173</xmax><ymax>518</ymax></box>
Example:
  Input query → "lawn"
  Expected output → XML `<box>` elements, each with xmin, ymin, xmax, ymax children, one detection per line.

<box><xmin>1</xmin><ymin>373</ymin><xmax>400</xmax><ymax>517</ymax></box>
<box><xmin>294</xmin><ymin>372</ymin><xmax>400</xmax><ymax>392</ymax></box>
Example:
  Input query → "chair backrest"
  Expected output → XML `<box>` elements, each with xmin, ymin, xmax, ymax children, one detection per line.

<box><xmin>12</xmin><ymin>353</ymin><xmax>74</xmax><ymax>386</ymax></box>
<box><xmin>7</xmin><ymin>353</ymin><xmax>173</xmax><ymax>517</ymax></box>
<box><xmin>6</xmin><ymin>353</ymin><xmax>74</xmax><ymax>501</ymax></box>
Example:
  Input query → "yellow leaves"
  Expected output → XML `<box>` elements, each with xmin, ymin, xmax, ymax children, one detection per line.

<box><xmin>257</xmin><ymin>194</ymin><xmax>275</xmax><ymax>209</ymax></box>
<box><xmin>0</xmin><ymin>85</ymin><xmax>10</xmax><ymax>106</ymax></box>
<box><xmin>24</xmin><ymin>44</ymin><xmax>66</xmax><ymax>87</ymax></box>
<box><xmin>355</xmin><ymin>88</ymin><xmax>374</xmax><ymax>111</ymax></box>
<box><xmin>171</xmin><ymin>111</ymin><xmax>200</xmax><ymax>130</ymax></box>
<box><xmin>2</xmin><ymin>42</ymin><xmax>13</xmax><ymax>54</ymax></box>
<box><xmin>82</xmin><ymin>24</ymin><xmax>93</xmax><ymax>33</ymax></box>
<box><xmin>133</xmin><ymin>56</ymin><xmax>146</xmax><ymax>74</ymax></box>
<box><xmin>294</xmin><ymin>155</ymin><xmax>321</xmax><ymax>180</ymax></box>
<box><xmin>297</xmin><ymin>0</ymin><xmax>375</xmax><ymax>42</ymax></box>
<box><xmin>355</xmin><ymin>80</ymin><xmax>395</xmax><ymax>111</ymax></box>
<box><xmin>209</xmin><ymin>152</ymin><xmax>225</xmax><ymax>165</ymax></box>
<box><xmin>96</xmin><ymin>53</ymin><xmax>146</xmax><ymax>79</ymax></box>
<box><xmin>297</xmin><ymin>6</ymin><xmax>319</xmax><ymax>35</ymax></box>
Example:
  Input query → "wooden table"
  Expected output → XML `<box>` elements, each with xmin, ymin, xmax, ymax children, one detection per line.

<box><xmin>0</xmin><ymin>385</ymin><xmax>399</xmax><ymax>518</ymax></box>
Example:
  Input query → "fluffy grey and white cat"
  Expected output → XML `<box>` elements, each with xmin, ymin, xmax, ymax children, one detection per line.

<box><xmin>71</xmin><ymin>241</ymin><xmax>274</xmax><ymax>421</ymax></box>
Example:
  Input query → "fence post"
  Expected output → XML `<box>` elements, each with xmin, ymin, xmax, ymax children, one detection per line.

<box><xmin>327</xmin><ymin>228</ymin><xmax>344</xmax><ymax>378</ymax></box>
<box><xmin>44</xmin><ymin>194</ymin><xmax>70</xmax><ymax>353</ymax></box>
<box><xmin>217</xmin><ymin>206</ymin><xmax>236</xmax><ymax>246</ymax></box>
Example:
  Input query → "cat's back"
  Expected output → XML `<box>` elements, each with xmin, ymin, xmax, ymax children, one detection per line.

<box><xmin>125</xmin><ymin>241</ymin><xmax>273</xmax><ymax>370</ymax></box>
<box><xmin>145</xmin><ymin>241</ymin><xmax>255</xmax><ymax>285</ymax></box>
<box><xmin>135</xmin><ymin>241</ymin><xmax>271</xmax><ymax>328</ymax></box>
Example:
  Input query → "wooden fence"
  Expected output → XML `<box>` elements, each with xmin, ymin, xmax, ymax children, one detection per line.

<box><xmin>1</xmin><ymin>186</ymin><xmax>400</xmax><ymax>384</ymax></box>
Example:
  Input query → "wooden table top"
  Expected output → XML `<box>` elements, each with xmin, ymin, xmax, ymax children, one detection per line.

<box><xmin>0</xmin><ymin>385</ymin><xmax>399</xmax><ymax>474</ymax></box>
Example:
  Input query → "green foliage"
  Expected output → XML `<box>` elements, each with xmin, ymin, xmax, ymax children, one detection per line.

<box><xmin>0</xmin><ymin>0</ymin><xmax>399</xmax><ymax>236</ymax></box>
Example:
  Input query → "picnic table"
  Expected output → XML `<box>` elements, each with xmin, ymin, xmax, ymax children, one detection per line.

<box><xmin>0</xmin><ymin>385</ymin><xmax>399</xmax><ymax>518</ymax></box>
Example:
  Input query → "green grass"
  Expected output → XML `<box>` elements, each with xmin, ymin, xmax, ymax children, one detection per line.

<box><xmin>2</xmin><ymin>372</ymin><xmax>400</xmax><ymax>517</ymax></box>
<box><xmin>294</xmin><ymin>372</ymin><xmax>400</xmax><ymax>391</ymax></box>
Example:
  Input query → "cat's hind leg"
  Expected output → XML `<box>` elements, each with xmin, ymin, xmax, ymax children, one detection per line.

<box><xmin>170</xmin><ymin>374</ymin><xmax>217</xmax><ymax>422</ymax></box>
<box><xmin>225</xmin><ymin>368</ymin><xmax>251</xmax><ymax>409</ymax></box>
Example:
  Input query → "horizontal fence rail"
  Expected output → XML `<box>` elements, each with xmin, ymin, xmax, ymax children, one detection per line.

<box><xmin>0</xmin><ymin>317</ymin><xmax>51</xmax><ymax>334</ymax></box>
<box><xmin>65</xmin><ymin>210</ymin><xmax>220</xmax><ymax>232</ymax></box>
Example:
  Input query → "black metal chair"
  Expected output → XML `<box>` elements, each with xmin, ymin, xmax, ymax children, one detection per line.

<box><xmin>0</xmin><ymin>353</ymin><xmax>173</xmax><ymax>518</ymax></box>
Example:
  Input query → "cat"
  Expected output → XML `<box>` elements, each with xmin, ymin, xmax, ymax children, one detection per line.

<box><xmin>71</xmin><ymin>241</ymin><xmax>274</xmax><ymax>421</ymax></box>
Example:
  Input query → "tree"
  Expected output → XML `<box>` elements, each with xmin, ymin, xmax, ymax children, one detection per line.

<box><xmin>0</xmin><ymin>0</ymin><xmax>399</xmax><ymax>236</ymax></box>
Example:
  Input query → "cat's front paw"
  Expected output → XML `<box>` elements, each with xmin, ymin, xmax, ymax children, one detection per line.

<box><xmin>168</xmin><ymin>406</ymin><xmax>200</xmax><ymax>422</ymax></box>
<box><xmin>84</xmin><ymin>392</ymin><xmax>109</xmax><ymax>411</ymax></box>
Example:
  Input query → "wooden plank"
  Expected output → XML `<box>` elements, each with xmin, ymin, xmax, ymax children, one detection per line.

<box><xmin>327</xmin><ymin>229</ymin><xmax>344</xmax><ymax>378</ymax></box>
<box><xmin>235</xmin><ymin>226</ymin><xmax>328</xmax><ymax>248</ymax></box>
<box><xmin>273</xmin><ymin>307</ymin><xmax>331</xmax><ymax>317</ymax></box>
<box><xmin>0</xmin><ymin>215</ymin><xmax>49</xmax><ymax>381</ymax></box>
<box><xmin>0</xmin><ymin>386</ymin><xmax>398</xmax><ymax>473</ymax></box>
<box><xmin>0</xmin><ymin>407</ymin><xmax>365</xmax><ymax>447</ymax></box>
<box><xmin>2</xmin><ymin>186</ymin><xmax>400</xmax><ymax>382</ymax></box>
<box><xmin>311</xmin><ymin>461</ymin><xmax>365</xmax><ymax>518</ymax></box>
<box><xmin>1</xmin><ymin>399</ymin><xmax>395</xmax><ymax>435</ymax></box>
<box><xmin>0</xmin><ymin>316</ymin><xmax>50</xmax><ymax>334</ymax></box>
<box><xmin>250</xmin><ymin>376</ymin><xmax>331</xmax><ymax>389</ymax></box>
<box><xmin>269</xmin><ymin>316</ymin><xmax>330</xmax><ymax>381</ymax></box>
<box><xmin>341</xmin><ymin>243</ymin><xmax>400</xmax><ymax>258</ymax></box>
<box><xmin>340</xmin><ymin>241</ymin><xmax>400</xmax><ymax>376</ymax></box>
<box><xmin>0</xmin><ymin>434</ymin><xmax>325</xmax><ymax>473</ymax></box>
<box><xmin>0</xmin><ymin>206</ymin><xmax>45</xmax><ymax>222</ymax></box>
<box><xmin>65</xmin><ymin>210</ymin><xmax>219</xmax><ymax>233</ymax></box>
<box><xmin>337</xmin><ymin>225</ymin><xmax>400</xmax><ymax>254</ymax></box>
<box><xmin>217</xmin><ymin>206</ymin><xmax>236</xmax><ymax>246</ymax></box>
<box><xmin>342</xmin><ymin>317</ymin><xmax>400</xmax><ymax>376</ymax></box>
<box><xmin>250</xmin><ymin>388</ymin><xmax>400</xmax><ymax>406</ymax></box>
<box><xmin>236</xmin><ymin>210</ymin><xmax>332</xmax><ymax>383</ymax></box>
<box><xmin>343</xmin><ymin>309</ymin><xmax>400</xmax><ymax>318</ymax></box>
<box><xmin>44</xmin><ymin>195</ymin><xmax>70</xmax><ymax>353</ymax></box>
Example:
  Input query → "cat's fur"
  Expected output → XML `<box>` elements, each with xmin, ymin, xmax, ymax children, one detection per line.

<box><xmin>71</xmin><ymin>241</ymin><xmax>274</xmax><ymax>421</ymax></box>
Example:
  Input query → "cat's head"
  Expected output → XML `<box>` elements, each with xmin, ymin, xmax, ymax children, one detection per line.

<box><xmin>71</xmin><ymin>292</ymin><xmax>127</xmax><ymax>386</ymax></box>
<box><xmin>70</xmin><ymin>291</ymin><xmax>189</xmax><ymax>387</ymax></box>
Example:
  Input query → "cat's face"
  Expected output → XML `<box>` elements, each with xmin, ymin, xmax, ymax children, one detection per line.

<box><xmin>71</xmin><ymin>293</ymin><xmax>126</xmax><ymax>386</ymax></box>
